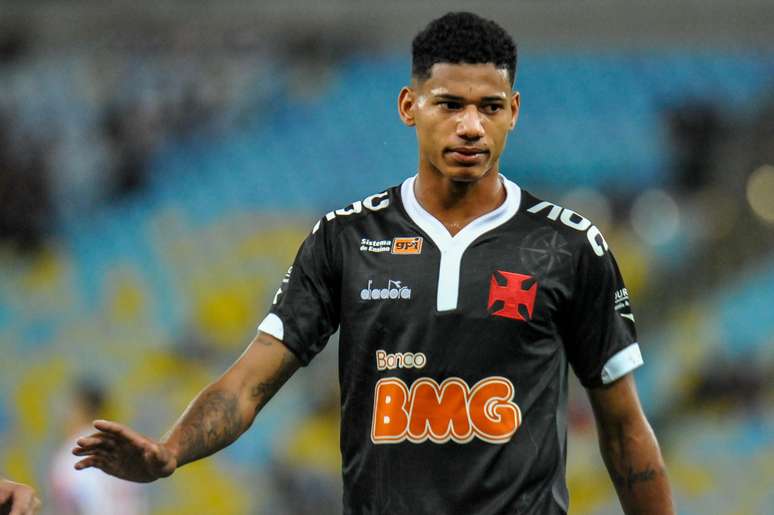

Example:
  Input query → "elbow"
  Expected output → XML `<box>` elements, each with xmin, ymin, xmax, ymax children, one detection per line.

<box><xmin>598</xmin><ymin>413</ymin><xmax>658</xmax><ymax>454</ymax></box>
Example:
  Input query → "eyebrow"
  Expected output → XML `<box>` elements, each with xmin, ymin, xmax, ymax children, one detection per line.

<box><xmin>434</xmin><ymin>94</ymin><xmax>507</xmax><ymax>103</ymax></box>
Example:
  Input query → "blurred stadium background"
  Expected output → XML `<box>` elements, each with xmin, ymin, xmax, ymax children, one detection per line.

<box><xmin>0</xmin><ymin>1</ymin><xmax>772</xmax><ymax>513</ymax></box>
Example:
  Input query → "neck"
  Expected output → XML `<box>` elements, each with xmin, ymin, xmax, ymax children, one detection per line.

<box><xmin>414</xmin><ymin>166</ymin><xmax>505</xmax><ymax>236</ymax></box>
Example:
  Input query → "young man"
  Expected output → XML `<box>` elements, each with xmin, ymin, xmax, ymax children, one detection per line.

<box><xmin>73</xmin><ymin>12</ymin><xmax>675</xmax><ymax>514</ymax></box>
<box><xmin>0</xmin><ymin>478</ymin><xmax>41</xmax><ymax>515</ymax></box>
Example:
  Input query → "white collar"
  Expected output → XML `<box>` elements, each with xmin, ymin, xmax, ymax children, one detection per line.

<box><xmin>400</xmin><ymin>173</ymin><xmax>522</xmax><ymax>311</ymax></box>
<box><xmin>401</xmin><ymin>173</ymin><xmax>521</xmax><ymax>250</ymax></box>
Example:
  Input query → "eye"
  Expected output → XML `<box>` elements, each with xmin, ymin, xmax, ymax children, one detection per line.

<box><xmin>482</xmin><ymin>104</ymin><xmax>503</xmax><ymax>114</ymax></box>
<box><xmin>440</xmin><ymin>101</ymin><xmax>463</xmax><ymax>110</ymax></box>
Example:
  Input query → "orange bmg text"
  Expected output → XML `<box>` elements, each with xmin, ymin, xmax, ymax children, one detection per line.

<box><xmin>371</xmin><ymin>376</ymin><xmax>522</xmax><ymax>444</ymax></box>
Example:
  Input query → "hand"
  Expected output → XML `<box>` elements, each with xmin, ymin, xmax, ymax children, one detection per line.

<box><xmin>0</xmin><ymin>479</ymin><xmax>41</xmax><ymax>515</ymax></box>
<box><xmin>72</xmin><ymin>419</ymin><xmax>177</xmax><ymax>483</ymax></box>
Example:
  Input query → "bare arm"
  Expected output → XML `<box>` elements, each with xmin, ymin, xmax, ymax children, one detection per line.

<box><xmin>587</xmin><ymin>374</ymin><xmax>675</xmax><ymax>514</ymax></box>
<box><xmin>162</xmin><ymin>331</ymin><xmax>299</xmax><ymax>467</ymax></box>
<box><xmin>73</xmin><ymin>331</ymin><xmax>299</xmax><ymax>482</ymax></box>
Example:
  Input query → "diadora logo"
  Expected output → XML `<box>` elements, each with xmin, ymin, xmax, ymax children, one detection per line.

<box><xmin>371</xmin><ymin>376</ymin><xmax>522</xmax><ymax>444</ymax></box>
<box><xmin>391</xmin><ymin>237</ymin><xmax>423</xmax><ymax>255</ymax></box>
<box><xmin>487</xmin><ymin>271</ymin><xmax>537</xmax><ymax>321</ymax></box>
<box><xmin>360</xmin><ymin>279</ymin><xmax>412</xmax><ymax>301</ymax></box>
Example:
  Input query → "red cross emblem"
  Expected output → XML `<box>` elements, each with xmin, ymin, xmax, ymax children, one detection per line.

<box><xmin>487</xmin><ymin>271</ymin><xmax>538</xmax><ymax>321</ymax></box>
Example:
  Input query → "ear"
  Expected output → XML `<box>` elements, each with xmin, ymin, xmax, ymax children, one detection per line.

<box><xmin>509</xmin><ymin>91</ymin><xmax>520</xmax><ymax>130</ymax></box>
<box><xmin>398</xmin><ymin>86</ymin><xmax>417</xmax><ymax>127</ymax></box>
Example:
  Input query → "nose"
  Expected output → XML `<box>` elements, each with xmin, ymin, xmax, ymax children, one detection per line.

<box><xmin>456</xmin><ymin>105</ymin><xmax>485</xmax><ymax>140</ymax></box>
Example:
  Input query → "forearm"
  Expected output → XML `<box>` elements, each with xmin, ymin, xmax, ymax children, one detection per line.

<box><xmin>161</xmin><ymin>335</ymin><xmax>299</xmax><ymax>468</ymax></box>
<box><xmin>598</xmin><ymin>419</ymin><xmax>674</xmax><ymax>514</ymax></box>
<box><xmin>159</xmin><ymin>382</ymin><xmax>245</xmax><ymax>467</ymax></box>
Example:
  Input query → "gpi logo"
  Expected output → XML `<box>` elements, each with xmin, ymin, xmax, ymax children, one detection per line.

<box><xmin>487</xmin><ymin>271</ymin><xmax>537</xmax><ymax>321</ymax></box>
<box><xmin>391</xmin><ymin>237</ymin><xmax>423</xmax><ymax>255</ymax></box>
<box><xmin>371</xmin><ymin>376</ymin><xmax>521</xmax><ymax>444</ymax></box>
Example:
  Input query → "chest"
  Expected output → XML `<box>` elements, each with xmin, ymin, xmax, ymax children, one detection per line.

<box><xmin>338</xmin><ymin>227</ymin><xmax>573</xmax><ymax>347</ymax></box>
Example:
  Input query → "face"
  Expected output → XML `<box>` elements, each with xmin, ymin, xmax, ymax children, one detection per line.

<box><xmin>398</xmin><ymin>63</ymin><xmax>519</xmax><ymax>183</ymax></box>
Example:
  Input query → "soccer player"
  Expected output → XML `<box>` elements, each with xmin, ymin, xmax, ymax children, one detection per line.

<box><xmin>0</xmin><ymin>478</ymin><xmax>41</xmax><ymax>515</ymax></box>
<box><xmin>73</xmin><ymin>12</ymin><xmax>675</xmax><ymax>514</ymax></box>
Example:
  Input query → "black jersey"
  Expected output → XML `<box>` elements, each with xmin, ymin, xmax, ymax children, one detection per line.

<box><xmin>259</xmin><ymin>175</ymin><xmax>642</xmax><ymax>515</ymax></box>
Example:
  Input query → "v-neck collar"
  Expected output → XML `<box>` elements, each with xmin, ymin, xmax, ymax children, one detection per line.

<box><xmin>401</xmin><ymin>174</ymin><xmax>521</xmax><ymax>250</ymax></box>
<box><xmin>400</xmin><ymin>174</ymin><xmax>522</xmax><ymax>311</ymax></box>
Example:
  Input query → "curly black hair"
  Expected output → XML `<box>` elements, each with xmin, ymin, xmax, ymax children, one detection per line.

<box><xmin>412</xmin><ymin>12</ymin><xmax>517</xmax><ymax>85</ymax></box>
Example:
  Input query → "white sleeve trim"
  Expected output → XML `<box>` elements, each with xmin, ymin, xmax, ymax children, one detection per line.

<box><xmin>258</xmin><ymin>313</ymin><xmax>284</xmax><ymax>341</ymax></box>
<box><xmin>601</xmin><ymin>343</ymin><xmax>643</xmax><ymax>384</ymax></box>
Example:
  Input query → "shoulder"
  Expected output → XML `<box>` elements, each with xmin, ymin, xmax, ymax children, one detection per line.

<box><xmin>518</xmin><ymin>188</ymin><xmax>611</xmax><ymax>259</ymax></box>
<box><xmin>310</xmin><ymin>184</ymin><xmax>400</xmax><ymax>237</ymax></box>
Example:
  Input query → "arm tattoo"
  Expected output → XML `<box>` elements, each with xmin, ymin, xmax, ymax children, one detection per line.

<box><xmin>250</xmin><ymin>351</ymin><xmax>298</xmax><ymax>416</ymax></box>
<box><xmin>611</xmin><ymin>463</ymin><xmax>660</xmax><ymax>491</ymax></box>
<box><xmin>168</xmin><ymin>340</ymin><xmax>298</xmax><ymax>467</ymax></box>
<box><xmin>176</xmin><ymin>390</ymin><xmax>241</xmax><ymax>466</ymax></box>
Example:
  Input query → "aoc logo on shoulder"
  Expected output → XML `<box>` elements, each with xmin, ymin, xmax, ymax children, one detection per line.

<box><xmin>392</xmin><ymin>237</ymin><xmax>423</xmax><ymax>255</ymax></box>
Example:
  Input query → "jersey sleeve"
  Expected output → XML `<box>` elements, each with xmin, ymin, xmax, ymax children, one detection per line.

<box><xmin>257</xmin><ymin>218</ymin><xmax>341</xmax><ymax>365</ymax></box>
<box><xmin>562</xmin><ymin>240</ymin><xmax>643</xmax><ymax>388</ymax></box>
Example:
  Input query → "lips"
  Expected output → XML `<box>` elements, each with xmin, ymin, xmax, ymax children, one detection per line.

<box><xmin>446</xmin><ymin>147</ymin><xmax>489</xmax><ymax>164</ymax></box>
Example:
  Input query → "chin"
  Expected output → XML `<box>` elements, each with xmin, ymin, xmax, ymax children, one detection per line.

<box><xmin>443</xmin><ymin>165</ymin><xmax>492</xmax><ymax>183</ymax></box>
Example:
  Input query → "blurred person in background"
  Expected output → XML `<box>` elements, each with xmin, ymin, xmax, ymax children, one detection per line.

<box><xmin>0</xmin><ymin>478</ymin><xmax>40</xmax><ymax>515</ymax></box>
<box><xmin>49</xmin><ymin>380</ymin><xmax>147</xmax><ymax>515</ymax></box>
<box><xmin>72</xmin><ymin>12</ymin><xmax>674</xmax><ymax>514</ymax></box>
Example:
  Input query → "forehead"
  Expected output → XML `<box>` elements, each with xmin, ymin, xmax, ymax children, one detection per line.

<box><xmin>417</xmin><ymin>63</ymin><xmax>512</xmax><ymax>97</ymax></box>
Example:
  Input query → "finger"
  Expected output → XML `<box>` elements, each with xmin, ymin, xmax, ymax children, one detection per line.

<box><xmin>72</xmin><ymin>444</ymin><xmax>113</xmax><ymax>457</ymax></box>
<box><xmin>72</xmin><ymin>447</ymin><xmax>112</xmax><ymax>459</ymax></box>
<box><xmin>92</xmin><ymin>420</ymin><xmax>145</xmax><ymax>446</ymax></box>
<box><xmin>7</xmin><ymin>500</ymin><xmax>23</xmax><ymax>515</ymax></box>
<box><xmin>75</xmin><ymin>432</ymin><xmax>120</xmax><ymax>451</ymax></box>
<box><xmin>74</xmin><ymin>456</ymin><xmax>107</xmax><ymax>471</ymax></box>
<box><xmin>7</xmin><ymin>491</ymin><xmax>31</xmax><ymax>515</ymax></box>
<box><xmin>79</xmin><ymin>430</ymin><xmax>120</xmax><ymax>443</ymax></box>
<box><xmin>76</xmin><ymin>433</ymin><xmax>120</xmax><ymax>448</ymax></box>
<box><xmin>72</xmin><ymin>446</ymin><xmax>96</xmax><ymax>457</ymax></box>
